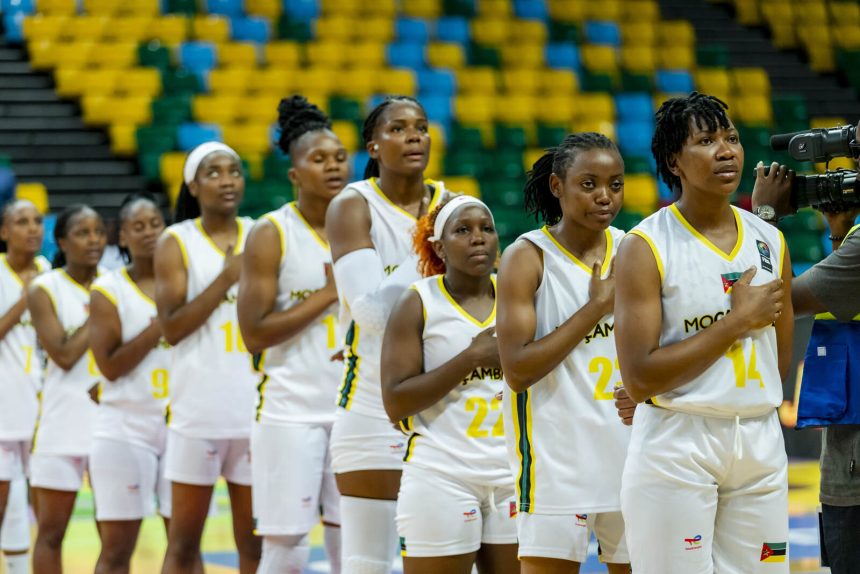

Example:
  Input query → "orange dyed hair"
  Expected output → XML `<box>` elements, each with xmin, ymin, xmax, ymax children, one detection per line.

<box><xmin>413</xmin><ymin>200</ymin><xmax>448</xmax><ymax>277</ymax></box>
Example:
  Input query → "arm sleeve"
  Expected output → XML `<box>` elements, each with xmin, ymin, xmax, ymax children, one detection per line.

<box><xmin>332</xmin><ymin>248</ymin><xmax>385</xmax><ymax>310</ymax></box>
<box><xmin>803</xmin><ymin>231</ymin><xmax>860</xmax><ymax>321</ymax></box>
<box><xmin>350</xmin><ymin>254</ymin><xmax>422</xmax><ymax>336</ymax></box>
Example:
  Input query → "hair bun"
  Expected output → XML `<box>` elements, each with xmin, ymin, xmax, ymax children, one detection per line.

<box><xmin>277</xmin><ymin>95</ymin><xmax>331</xmax><ymax>155</ymax></box>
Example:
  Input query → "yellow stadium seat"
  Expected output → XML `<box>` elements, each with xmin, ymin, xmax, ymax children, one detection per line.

<box><xmin>574</xmin><ymin>93</ymin><xmax>614</xmax><ymax>122</ymax></box>
<box><xmin>731</xmin><ymin>67</ymin><xmax>770</xmax><ymax>96</ymax></box>
<box><xmin>585</xmin><ymin>0</ymin><xmax>620</xmax><ymax>21</ymax></box>
<box><xmin>54</xmin><ymin>67</ymin><xmax>86</xmax><ymax>97</ymax></box>
<box><xmin>248</xmin><ymin>67</ymin><xmax>297</xmax><ymax>94</ymax></box>
<box><xmin>81</xmin><ymin>95</ymin><xmax>123</xmax><ymax>124</ymax></box>
<box><xmin>122</xmin><ymin>0</ymin><xmax>160</xmax><ymax>16</ymax></box>
<box><xmin>112</xmin><ymin>96</ymin><xmax>153</xmax><ymax>124</ymax></box>
<box><xmin>548</xmin><ymin>0</ymin><xmax>585</xmax><ymax>22</ymax></box>
<box><xmin>658</xmin><ymin>20</ymin><xmax>695</xmax><ymax>47</ymax></box>
<box><xmin>471</xmin><ymin>18</ymin><xmax>509</xmax><ymax>45</ymax></box>
<box><xmin>581</xmin><ymin>45</ymin><xmax>618</xmax><ymax>73</ymax></box>
<box><xmin>193</xmin><ymin>95</ymin><xmax>241</xmax><ymax>124</ymax></box>
<box><xmin>118</xmin><ymin>68</ymin><xmax>162</xmax><ymax>97</ymax></box>
<box><xmin>61</xmin><ymin>16</ymin><xmax>110</xmax><ymax>41</ymax></box>
<box><xmin>57</xmin><ymin>42</ymin><xmax>97</xmax><ymax>69</ymax></box>
<box><xmin>623</xmin><ymin>174</ymin><xmax>658</xmax><ymax>215</ymax></box>
<box><xmin>502</xmin><ymin>68</ymin><xmax>540</xmax><ymax>95</ymax></box>
<box><xmin>622</xmin><ymin>0</ymin><xmax>659</xmax><ymax>21</ymax></box>
<box><xmin>83</xmin><ymin>0</ymin><xmax>123</xmax><ymax>15</ymax></box>
<box><xmin>522</xmin><ymin>148</ymin><xmax>545</xmax><ymax>173</ymax></box>
<box><xmin>237</xmin><ymin>95</ymin><xmax>281</xmax><ymax>123</ymax></box>
<box><xmin>794</xmin><ymin>2</ymin><xmax>828</xmax><ymax>25</ymax></box>
<box><xmin>223</xmin><ymin>124</ymin><xmax>272</xmax><ymax>155</ymax></box>
<box><xmin>315</xmin><ymin>16</ymin><xmax>353</xmax><ymax>41</ymax></box>
<box><xmin>455</xmin><ymin>95</ymin><xmax>495</xmax><ymax>124</ymax></box>
<box><xmin>573</xmin><ymin>119</ymin><xmax>615</xmax><ymax>140</ymax></box>
<box><xmin>321</xmin><ymin>0</ymin><xmax>359</xmax><ymax>14</ymax></box>
<box><xmin>478</xmin><ymin>0</ymin><xmax>512</xmax><ymax>17</ymax></box>
<box><xmin>305</xmin><ymin>41</ymin><xmax>347</xmax><ymax>68</ymax></box>
<box><xmin>835</xmin><ymin>24</ymin><xmax>860</xmax><ymax>49</ymax></box>
<box><xmin>246</xmin><ymin>0</ymin><xmax>282</xmax><ymax>19</ymax></box>
<box><xmin>424</xmin><ymin>152</ymin><xmax>442</xmax><ymax>180</ymax></box>
<box><xmin>656</xmin><ymin>44</ymin><xmax>694</xmax><ymax>69</ymax></box>
<box><xmin>536</xmin><ymin>95</ymin><xmax>575</xmax><ymax>124</ymax></box>
<box><xmin>538</xmin><ymin>69</ymin><xmax>578</xmax><ymax>95</ymax></box>
<box><xmin>734</xmin><ymin>0</ymin><xmax>761</xmax><ymax>26</ymax></box>
<box><xmin>694</xmin><ymin>68</ymin><xmax>731</xmax><ymax>101</ymax></box>
<box><xmin>334</xmin><ymin>68</ymin><xmax>378</xmax><ymax>99</ymax></box>
<box><xmin>293</xmin><ymin>69</ymin><xmax>337</xmax><ymax>96</ymax></box>
<box><xmin>209</xmin><ymin>68</ymin><xmax>252</xmax><ymax>94</ymax></box>
<box><xmin>331</xmin><ymin>120</ymin><xmax>360</xmax><ymax>152</ymax></box>
<box><xmin>428</xmin><ymin>122</ymin><xmax>446</xmax><ymax>149</ymax></box>
<box><xmin>377</xmin><ymin>68</ymin><xmax>417</xmax><ymax>95</ymax></box>
<box><xmin>192</xmin><ymin>16</ymin><xmax>231</xmax><ymax>42</ymax></box>
<box><xmin>109</xmin><ymin>123</ymin><xmax>137</xmax><ymax>155</ymax></box>
<box><xmin>501</xmin><ymin>43</ymin><xmax>543</xmax><ymax>68</ymax></box>
<box><xmin>38</xmin><ymin>0</ymin><xmax>76</xmax><ymax>16</ymax></box>
<box><xmin>456</xmin><ymin>68</ymin><xmax>499</xmax><ymax>94</ymax></box>
<box><xmin>769</xmin><ymin>22</ymin><xmax>797</xmax><ymax>49</ymax></box>
<box><xmin>364</xmin><ymin>0</ymin><xmax>396</xmax><ymax>17</ymax></box>
<box><xmin>620</xmin><ymin>21</ymin><xmax>657</xmax><ymax>46</ymax></box>
<box><xmin>220</xmin><ymin>42</ymin><xmax>259</xmax><ymax>67</ymax></box>
<box><xmin>805</xmin><ymin>43</ymin><xmax>835</xmax><ymax>72</ymax></box>
<box><xmin>22</xmin><ymin>15</ymin><xmax>67</xmax><ymax>41</ymax></box>
<box><xmin>28</xmin><ymin>40</ymin><xmax>58</xmax><ymax>70</ymax></box>
<box><xmin>265</xmin><ymin>41</ymin><xmax>301</xmax><ymax>67</ymax></box>
<box><xmin>103</xmin><ymin>17</ymin><xmax>155</xmax><ymax>41</ymax></box>
<box><xmin>401</xmin><ymin>0</ymin><xmax>441</xmax><ymax>18</ymax></box>
<box><xmin>160</xmin><ymin>151</ymin><xmax>187</xmax><ymax>185</ymax></box>
<box><xmin>734</xmin><ymin>94</ymin><xmax>772</xmax><ymax>125</ymax></box>
<box><xmin>494</xmin><ymin>95</ymin><xmax>535</xmax><ymax>123</ymax></box>
<box><xmin>343</xmin><ymin>42</ymin><xmax>386</xmax><ymax>68</ymax></box>
<box><xmin>362</xmin><ymin>17</ymin><xmax>395</xmax><ymax>42</ymax></box>
<box><xmin>440</xmin><ymin>176</ymin><xmax>480</xmax><ymax>198</ymax></box>
<box><xmin>621</xmin><ymin>45</ymin><xmax>656</xmax><ymax>73</ymax></box>
<box><xmin>427</xmin><ymin>42</ymin><xmax>465</xmax><ymax>69</ymax></box>
<box><xmin>762</xmin><ymin>2</ymin><xmax>793</xmax><ymax>27</ymax></box>
<box><xmin>15</xmin><ymin>183</ymin><xmax>49</xmax><ymax>214</ymax></box>
<box><xmin>513</xmin><ymin>19</ymin><xmax>547</xmax><ymax>44</ymax></box>
<box><xmin>89</xmin><ymin>42</ymin><xmax>138</xmax><ymax>68</ymax></box>
<box><xmin>830</xmin><ymin>2</ymin><xmax>860</xmax><ymax>23</ymax></box>
<box><xmin>147</xmin><ymin>16</ymin><xmax>189</xmax><ymax>44</ymax></box>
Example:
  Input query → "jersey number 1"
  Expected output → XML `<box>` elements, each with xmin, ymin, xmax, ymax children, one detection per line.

<box><xmin>726</xmin><ymin>341</ymin><xmax>763</xmax><ymax>388</ymax></box>
<box><xmin>220</xmin><ymin>320</ymin><xmax>247</xmax><ymax>353</ymax></box>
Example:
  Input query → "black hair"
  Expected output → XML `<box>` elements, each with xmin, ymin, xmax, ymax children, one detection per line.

<box><xmin>524</xmin><ymin>132</ymin><xmax>621</xmax><ymax>225</ymax></box>
<box><xmin>652</xmin><ymin>91</ymin><xmax>731</xmax><ymax>195</ymax></box>
<box><xmin>276</xmin><ymin>95</ymin><xmax>331</xmax><ymax>156</ymax></box>
<box><xmin>52</xmin><ymin>204</ymin><xmax>96</xmax><ymax>268</ymax></box>
<box><xmin>0</xmin><ymin>199</ymin><xmax>27</xmax><ymax>253</ymax></box>
<box><xmin>117</xmin><ymin>192</ymin><xmax>160</xmax><ymax>263</ymax></box>
<box><xmin>361</xmin><ymin>95</ymin><xmax>425</xmax><ymax>179</ymax></box>
<box><xmin>174</xmin><ymin>147</ymin><xmax>240</xmax><ymax>223</ymax></box>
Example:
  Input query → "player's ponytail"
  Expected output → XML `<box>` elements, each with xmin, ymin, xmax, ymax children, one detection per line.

<box><xmin>413</xmin><ymin>201</ymin><xmax>447</xmax><ymax>277</ymax></box>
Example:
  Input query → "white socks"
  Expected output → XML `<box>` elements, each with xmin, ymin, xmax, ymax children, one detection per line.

<box><xmin>324</xmin><ymin>524</ymin><xmax>342</xmax><ymax>574</ymax></box>
<box><xmin>256</xmin><ymin>535</ymin><xmax>309</xmax><ymax>574</ymax></box>
<box><xmin>340</xmin><ymin>497</ymin><xmax>397</xmax><ymax>574</ymax></box>
<box><xmin>3</xmin><ymin>553</ymin><xmax>29</xmax><ymax>573</ymax></box>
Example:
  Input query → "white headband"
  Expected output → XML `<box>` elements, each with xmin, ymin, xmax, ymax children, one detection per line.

<box><xmin>429</xmin><ymin>195</ymin><xmax>494</xmax><ymax>242</ymax></box>
<box><xmin>183</xmin><ymin>142</ymin><xmax>240</xmax><ymax>185</ymax></box>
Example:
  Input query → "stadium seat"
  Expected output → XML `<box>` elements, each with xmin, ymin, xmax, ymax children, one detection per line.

<box><xmin>455</xmin><ymin>94</ymin><xmax>495</xmax><ymax>123</ymax></box>
<box><xmin>334</xmin><ymin>69</ymin><xmax>377</xmax><ymax>99</ymax></box>
<box><xmin>120</xmin><ymin>68</ymin><xmax>163</xmax><ymax>97</ymax></box>
<box><xmin>471</xmin><ymin>17</ymin><xmax>509</xmax><ymax>45</ymax></box>
<box><xmin>418</xmin><ymin>69</ymin><xmax>457</xmax><ymax>97</ymax></box>
<box><xmin>622</xmin><ymin>174</ymin><xmax>658</xmax><ymax>215</ymax></box>
<box><xmin>545</xmin><ymin>43</ymin><xmax>580</xmax><ymax>70</ymax></box>
<box><xmin>581</xmin><ymin>45</ymin><xmax>617</xmax><ymax>73</ymax></box>
<box><xmin>536</xmin><ymin>95</ymin><xmax>575</xmax><ymax>124</ymax></box>
<box><xmin>15</xmin><ymin>183</ymin><xmax>49</xmax><ymax>214</ymax></box>
<box><xmin>539</xmin><ymin>68</ymin><xmax>578</xmax><ymax>95</ymax></box>
<box><xmin>387</xmin><ymin>42</ymin><xmax>427</xmax><ymax>69</ymax></box>
<box><xmin>515</xmin><ymin>19</ymin><xmax>548</xmax><ymax>44</ymax></box>
<box><xmin>103</xmin><ymin>17</ymin><xmax>155</xmax><ymax>42</ymax></box>
<box><xmin>342</xmin><ymin>41</ymin><xmax>386</xmax><ymax>68</ymax></box>
<box><xmin>206</xmin><ymin>0</ymin><xmax>244</xmax><ymax>17</ymax></box>
<box><xmin>193</xmin><ymin>95</ymin><xmax>241</xmax><ymax>124</ymax></box>
<box><xmin>178</xmin><ymin>122</ymin><xmax>223</xmax><ymax>150</ymax></box>
<box><xmin>435</xmin><ymin>16</ymin><xmax>471</xmax><ymax>43</ymax></box>
<box><xmin>547</xmin><ymin>0</ymin><xmax>585</xmax><ymax>23</ymax></box>
<box><xmin>149</xmin><ymin>16</ymin><xmax>189</xmax><ymax>44</ymax></box>
<box><xmin>614</xmin><ymin>93</ymin><xmax>652</xmax><ymax>122</ymax></box>
<box><xmin>420</xmin><ymin>95</ymin><xmax>453</xmax><ymax>124</ymax></box>
<box><xmin>658</xmin><ymin>20</ymin><xmax>695</xmax><ymax>47</ymax></box>
<box><xmin>575</xmin><ymin>93</ymin><xmax>614</xmax><ymax>122</ymax></box>
<box><xmin>209</xmin><ymin>68</ymin><xmax>253</xmax><ymax>94</ymax></box>
<box><xmin>456</xmin><ymin>67</ymin><xmax>499</xmax><ymax>93</ymax></box>
<box><xmin>61</xmin><ymin>16</ymin><xmax>110</xmax><ymax>42</ymax></box>
<box><xmin>502</xmin><ymin>68</ymin><xmax>540</xmax><ymax>95</ymax></box>
<box><xmin>621</xmin><ymin>45</ymin><xmax>656</xmax><ymax>73</ymax></box>
<box><xmin>620</xmin><ymin>21</ymin><xmax>657</xmax><ymax>46</ymax></box>
<box><xmin>283</xmin><ymin>0</ymin><xmax>320</xmax><ymax>22</ymax></box>
<box><xmin>585</xmin><ymin>21</ymin><xmax>621</xmax><ymax>46</ymax></box>
<box><xmin>656</xmin><ymin>44</ymin><xmax>694</xmax><ymax>70</ymax></box>
<box><xmin>264</xmin><ymin>41</ymin><xmax>301</xmax><ymax>67</ymax></box>
<box><xmin>179</xmin><ymin>42</ymin><xmax>218</xmax><ymax>72</ymax></box>
<box><xmin>514</xmin><ymin>0</ymin><xmax>548</xmax><ymax>20</ymax></box>
<box><xmin>617</xmin><ymin>120</ymin><xmax>654</xmax><ymax>156</ymax></box>
<box><xmin>694</xmin><ymin>68</ymin><xmax>731</xmax><ymax>101</ymax></box>
<box><xmin>731</xmin><ymin>67</ymin><xmax>771</xmax><ymax>96</ymax></box>
<box><xmin>362</xmin><ymin>17</ymin><xmax>395</xmax><ymax>42</ymax></box>
<box><xmin>22</xmin><ymin>15</ymin><xmax>67</xmax><ymax>42</ymax></box>
<box><xmin>655</xmin><ymin>70</ymin><xmax>694</xmax><ymax>93</ymax></box>
<box><xmin>246</xmin><ymin>0</ymin><xmax>281</xmax><ymax>18</ymax></box>
<box><xmin>193</xmin><ymin>16</ymin><xmax>231</xmax><ymax>42</ymax></box>
<box><xmin>220</xmin><ymin>42</ymin><xmax>259</xmax><ymax>66</ymax></box>
<box><xmin>427</xmin><ymin>42</ymin><xmax>466</xmax><ymax>68</ymax></box>
<box><xmin>377</xmin><ymin>68</ymin><xmax>417</xmax><ymax>95</ymax></box>
<box><xmin>396</xmin><ymin>18</ymin><xmax>430</xmax><ymax>42</ymax></box>
<box><xmin>231</xmin><ymin>17</ymin><xmax>271</xmax><ymax>43</ymax></box>
<box><xmin>501</xmin><ymin>43</ymin><xmax>543</xmax><ymax>67</ymax></box>
<box><xmin>89</xmin><ymin>42</ymin><xmax>139</xmax><ymax>68</ymax></box>
<box><xmin>403</xmin><ymin>0</ymin><xmax>441</xmax><ymax>18</ymax></box>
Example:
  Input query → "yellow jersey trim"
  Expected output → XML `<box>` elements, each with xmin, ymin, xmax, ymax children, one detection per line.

<box><xmin>263</xmin><ymin>213</ymin><xmax>287</xmax><ymax>261</ymax></box>
<box><xmin>34</xmin><ymin>283</ymin><xmax>57</xmax><ymax>314</ymax></box>
<box><xmin>541</xmin><ymin>226</ymin><xmax>614</xmax><ymax>276</ymax></box>
<box><xmin>289</xmin><ymin>201</ymin><xmax>328</xmax><ymax>249</ymax></box>
<box><xmin>778</xmin><ymin>231</ymin><xmax>787</xmax><ymax>279</ymax></box>
<box><xmin>90</xmin><ymin>284</ymin><xmax>117</xmax><ymax>307</ymax></box>
<box><xmin>59</xmin><ymin>268</ymin><xmax>95</xmax><ymax>297</ymax></box>
<box><xmin>370</xmin><ymin>177</ymin><xmax>443</xmax><ymax>221</ymax></box>
<box><xmin>669</xmin><ymin>204</ymin><xmax>744</xmax><ymax>261</ymax></box>
<box><xmin>166</xmin><ymin>229</ymin><xmax>189</xmax><ymax>268</ymax></box>
<box><xmin>628</xmin><ymin>229</ymin><xmax>665</xmax><ymax>283</ymax></box>
<box><xmin>194</xmin><ymin>217</ymin><xmax>245</xmax><ymax>256</ymax></box>
<box><xmin>436</xmin><ymin>275</ymin><xmax>496</xmax><ymax>328</ymax></box>
<box><xmin>121</xmin><ymin>267</ymin><xmax>155</xmax><ymax>306</ymax></box>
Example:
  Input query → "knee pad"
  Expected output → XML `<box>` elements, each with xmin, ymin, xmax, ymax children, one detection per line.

<box><xmin>1</xmin><ymin>476</ymin><xmax>30</xmax><ymax>552</ymax></box>
<box><xmin>257</xmin><ymin>535</ymin><xmax>309</xmax><ymax>574</ymax></box>
<box><xmin>339</xmin><ymin>497</ymin><xmax>396</xmax><ymax>572</ymax></box>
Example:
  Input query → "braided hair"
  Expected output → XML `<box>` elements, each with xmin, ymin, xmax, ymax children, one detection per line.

<box><xmin>524</xmin><ymin>132</ymin><xmax>621</xmax><ymax>225</ymax></box>
<box><xmin>362</xmin><ymin>95</ymin><xmax>425</xmax><ymax>179</ymax></box>
<box><xmin>117</xmin><ymin>192</ymin><xmax>161</xmax><ymax>263</ymax></box>
<box><xmin>276</xmin><ymin>95</ymin><xmax>332</xmax><ymax>156</ymax></box>
<box><xmin>652</xmin><ymin>91</ymin><xmax>731</xmax><ymax>195</ymax></box>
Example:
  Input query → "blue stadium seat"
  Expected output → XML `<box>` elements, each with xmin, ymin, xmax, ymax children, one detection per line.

<box><xmin>435</xmin><ymin>17</ymin><xmax>470</xmax><ymax>44</ymax></box>
<box><xmin>352</xmin><ymin>150</ymin><xmax>370</xmax><ymax>178</ymax></box>
<box><xmin>397</xmin><ymin>18</ymin><xmax>430</xmax><ymax>43</ymax></box>
<box><xmin>585</xmin><ymin>21</ymin><xmax>621</xmax><ymax>46</ymax></box>
<box><xmin>231</xmin><ymin>17</ymin><xmax>271</xmax><ymax>42</ymax></box>
<box><xmin>2</xmin><ymin>12</ymin><xmax>25</xmax><ymax>43</ymax></box>
<box><xmin>283</xmin><ymin>0</ymin><xmax>320</xmax><ymax>23</ymax></box>
<box><xmin>179</xmin><ymin>42</ymin><xmax>218</xmax><ymax>72</ymax></box>
<box><xmin>614</xmin><ymin>93</ymin><xmax>653</xmax><ymax>122</ymax></box>
<box><xmin>418</xmin><ymin>94</ymin><xmax>452</xmax><ymax>124</ymax></box>
<box><xmin>41</xmin><ymin>214</ymin><xmax>57</xmax><ymax>263</ymax></box>
<box><xmin>178</xmin><ymin>123</ymin><xmax>223</xmax><ymax>151</ymax></box>
<box><xmin>545</xmin><ymin>43</ymin><xmax>580</xmax><ymax>70</ymax></box>
<box><xmin>617</xmin><ymin>120</ymin><xmax>654</xmax><ymax>156</ymax></box>
<box><xmin>514</xmin><ymin>0</ymin><xmax>548</xmax><ymax>20</ymax></box>
<box><xmin>658</xmin><ymin>179</ymin><xmax>674</xmax><ymax>200</ymax></box>
<box><xmin>1</xmin><ymin>0</ymin><xmax>34</xmax><ymax>14</ymax></box>
<box><xmin>387</xmin><ymin>42</ymin><xmax>426</xmax><ymax>69</ymax></box>
<box><xmin>418</xmin><ymin>69</ymin><xmax>456</xmax><ymax>97</ymax></box>
<box><xmin>656</xmin><ymin>70</ymin><xmax>694</xmax><ymax>93</ymax></box>
<box><xmin>207</xmin><ymin>0</ymin><xmax>244</xmax><ymax>17</ymax></box>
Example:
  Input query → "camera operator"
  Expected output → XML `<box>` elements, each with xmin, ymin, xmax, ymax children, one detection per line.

<box><xmin>751</xmin><ymin>124</ymin><xmax>860</xmax><ymax>574</ymax></box>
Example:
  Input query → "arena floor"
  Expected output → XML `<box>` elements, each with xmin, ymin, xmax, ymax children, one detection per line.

<box><xmin>44</xmin><ymin>460</ymin><xmax>827</xmax><ymax>573</ymax></box>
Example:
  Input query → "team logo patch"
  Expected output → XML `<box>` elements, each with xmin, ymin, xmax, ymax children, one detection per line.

<box><xmin>721</xmin><ymin>272</ymin><xmax>742</xmax><ymax>293</ymax></box>
<box><xmin>760</xmin><ymin>541</ymin><xmax>787</xmax><ymax>562</ymax></box>
<box><xmin>463</xmin><ymin>508</ymin><xmax>478</xmax><ymax>522</ymax></box>
<box><xmin>575</xmin><ymin>514</ymin><xmax>588</xmax><ymax>527</ymax></box>
<box><xmin>756</xmin><ymin>240</ymin><xmax>773</xmax><ymax>273</ymax></box>
<box><xmin>684</xmin><ymin>534</ymin><xmax>702</xmax><ymax>550</ymax></box>
<box><xmin>390</xmin><ymin>441</ymin><xmax>404</xmax><ymax>452</ymax></box>
<box><xmin>509</xmin><ymin>501</ymin><xmax>517</xmax><ymax>518</ymax></box>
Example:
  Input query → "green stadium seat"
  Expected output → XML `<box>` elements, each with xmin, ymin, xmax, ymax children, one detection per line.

<box><xmin>137</xmin><ymin>41</ymin><xmax>171</xmax><ymax>70</ymax></box>
<box><xmin>328</xmin><ymin>96</ymin><xmax>363</xmax><ymax>122</ymax></box>
<box><xmin>152</xmin><ymin>95</ymin><xmax>193</xmax><ymax>126</ymax></box>
<box><xmin>696</xmin><ymin>43</ymin><xmax>730</xmax><ymax>67</ymax></box>
<box><xmin>787</xmin><ymin>232</ymin><xmax>824</xmax><ymax>263</ymax></box>
<box><xmin>263</xmin><ymin>153</ymin><xmax>292</xmax><ymax>181</ymax></box>
<box><xmin>536</xmin><ymin>124</ymin><xmax>567</xmax><ymax>148</ymax></box>
<box><xmin>443</xmin><ymin>148</ymin><xmax>483</xmax><ymax>178</ymax></box>
<box><xmin>449</xmin><ymin>123</ymin><xmax>485</xmax><ymax>151</ymax></box>
<box><xmin>166</xmin><ymin>0</ymin><xmax>197</xmax><ymax>15</ymax></box>
<box><xmin>620</xmin><ymin>72</ymin><xmax>654</xmax><ymax>92</ymax></box>
<box><xmin>467</xmin><ymin>43</ymin><xmax>501</xmax><ymax>67</ymax></box>
<box><xmin>495</xmin><ymin>124</ymin><xmax>528</xmax><ymax>150</ymax></box>
<box><xmin>277</xmin><ymin>15</ymin><xmax>313</xmax><ymax>41</ymax></box>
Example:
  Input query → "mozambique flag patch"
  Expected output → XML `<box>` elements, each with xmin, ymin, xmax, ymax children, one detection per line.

<box><xmin>760</xmin><ymin>541</ymin><xmax>787</xmax><ymax>562</ymax></box>
<box><xmin>721</xmin><ymin>271</ymin><xmax>742</xmax><ymax>293</ymax></box>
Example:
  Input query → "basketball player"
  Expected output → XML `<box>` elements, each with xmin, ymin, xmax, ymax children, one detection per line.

<box><xmin>0</xmin><ymin>199</ymin><xmax>48</xmax><ymax>573</ymax></box>
<box><xmin>89</xmin><ymin>193</ymin><xmax>170</xmax><ymax>574</ymax></box>
<box><xmin>325</xmin><ymin>96</ymin><xmax>449</xmax><ymax>573</ymax></box>
<box><xmin>382</xmin><ymin>196</ymin><xmax>518</xmax><ymax>574</ymax></box>
<box><xmin>28</xmin><ymin>204</ymin><xmax>106</xmax><ymax>572</ymax></box>
<box><xmin>238</xmin><ymin>96</ymin><xmax>348</xmax><ymax>574</ymax></box>
<box><xmin>496</xmin><ymin>133</ymin><xmax>631</xmax><ymax>574</ymax></box>
<box><xmin>155</xmin><ymin>142</ymin><xmax>260</xmax><ymax>574</ymax></box>
<box><xmin>615</xmin><ymin>92</ymin><xmax>792</xmax><ymax>573</ymax></box>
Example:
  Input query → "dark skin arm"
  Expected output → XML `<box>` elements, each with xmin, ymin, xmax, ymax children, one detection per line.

<box><xmin>237</xmin><ymin>219</ymin><xmax>339</xmax><ymax>354</ymax></box>
<box><xmin>615</xmin><ymin>235</ymin><xmax>789</xmax><ymax>403</ymax></box>
<box><xmin>381</xmin><ymin>289</ymin><xmax>501</xmax><ymax>423</ymax></box>
<box><xmin>325</xmin><ymin>190</ymin><xmax>373</xmax><ymax>262</ymax></box>
<box><xmin>89</xmin><ymin>289</ymin><xmax>162</xmax><ymax>382</ymax></box>
<box><xmin>0</xmin><ymin>297</ymin><xmax>28</xmax><ymax>341</ymax></box>
<box><xmin>28</xmin><ymin>284</ymin><xmax>90</xmax><ymax>371</ymax></box>
<box><xmin>154</xmin><ymin>233</ymin><xmax>240</xmax><ymax>346</ymax></box>
<box><xmin>496</xmin><ymin>239</ymin><xmax>615</xmax><ymax>393</ymax></box>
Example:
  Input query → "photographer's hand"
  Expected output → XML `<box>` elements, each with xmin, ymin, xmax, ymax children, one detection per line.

<box><xmin>752</xmin><ymin>161</ymin><xmax>796</xmax><ymax>219</ymax></box>
<box><xmin>821</xmin><ymin>206</ymin><xmax>860</xmax><ymax>250</ymax></box>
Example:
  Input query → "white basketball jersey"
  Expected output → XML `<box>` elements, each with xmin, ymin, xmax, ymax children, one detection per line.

<box><xmin>165</xmin><ymin>217</ymin><xmax>256</xmax><ymax>439</ymax></box>
<box><xmin>255</xmin><ymin>202</ymin><xmax>341</xmax><ymax>425</ymax></box>
<box><xmin>629</xmin><ymin>204</ymin><xmax>785</xmax><ymax>417</ymax></box>
<box><xmin>0</xmin><ymin>255</ymin><xmax>49</xmax><ymax>441</ymax></box>
<box><xmin>31</xmin><ymin>268</ymin><xmax>102</xmax><ymax>456</ymax></box>
<box><xmin>91</xmin><ymin>268</ymin><xmax>169</xmax><ymax>453</ymax></box>
<box><xmin>402</xmin><ymin>275</ymin><xmax>510</xmax><ymax>486</ymax></box>
<box><xmin>336</xmin><ymin>177</ymin><xmax>448</xmax><ymax>418</ymax></box>
<box><xmin>505</xmin><ymin>226</ymin><xmax>630</xmax><ymax>515</ymax></box>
